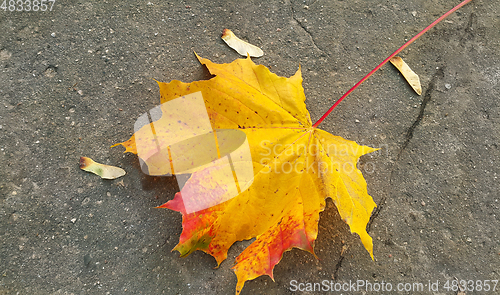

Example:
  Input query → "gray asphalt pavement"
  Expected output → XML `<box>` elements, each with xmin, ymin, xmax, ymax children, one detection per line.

<box><xmin>1</xmin><ymin>0</ymin><xmax>499</xmax><ymax>294</ymax></box>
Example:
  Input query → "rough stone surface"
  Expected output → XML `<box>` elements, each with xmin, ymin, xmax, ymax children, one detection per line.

<box><xmin>1</xmin><ymin>0</ymin><xmax>498</xmax><ymax>294</ymax></box>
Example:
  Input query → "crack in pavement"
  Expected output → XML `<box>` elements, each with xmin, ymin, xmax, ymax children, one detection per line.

<box><xmin>287</xmin><ymin>0</ymin><xmax>328</xmax><ymax>56</ymax></box>
<box><xmin>398</xmin><ymin>67</ymin><xmax>445</xmax><ymax>158</ymax></box>
<box><xmin>334</xmin><ymin>10</ymin><xmax>475</xmax><ymax>283</ymax></box>
<box><xmin>367</xmin><ymin>67</ymin><xmax>445</xmax><ymax>233</ymax></box>
<box><xmin>332</xmin><ymin>255</ymin><xmax>345</xmax><ymax>280</ymax></box>
<box><xmin>368</xmin><ymin>12</ymin><xmax>475</xmax><ymax>233</ymax></box>
<box><xmin>459</xmin><ymin>12</ymin><xmax>477</xmax><ymax>45</ymax></box>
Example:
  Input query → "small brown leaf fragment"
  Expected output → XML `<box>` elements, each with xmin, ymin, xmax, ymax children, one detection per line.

<box><xmin>79</xmin><ymin>156</ymin><xmax>126</xmax><ymax>179</ymax></box>
<box><xmin>389</xmin><ymin>56</ymin><xmax>422</xmax><ymax>95</ymax></box>
<box><xmin>221</xmin><ymin>29</ymin><xmax>263</xmax><ymax>57</ymax></box>
<box><xmin>115</xmin><ymin>179</ymin><xmax>126</xmax><ymax>187</ymax></box>
<box><xmin>340</xmin><ymin>244</ymin><xmax>349</xmax><ymax>256</ymax></box>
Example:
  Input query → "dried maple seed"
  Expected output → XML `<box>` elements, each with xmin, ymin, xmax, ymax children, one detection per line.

<box><xmin>221</xmin><ymin>29</ymin><xmax>264</xmax><ymax>57</ymax></box>
<box><xmin>79</xmin><ymin>156</ymin><xmax>126</xmax><ymax>179</ymax></box>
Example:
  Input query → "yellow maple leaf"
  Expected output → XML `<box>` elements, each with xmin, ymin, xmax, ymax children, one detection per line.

<box><xmin>113</xmin><ymin>54</ymin><xmax>377</xmax><ymax>294</ymax></box>
<box><xmin>108</xmin><ymin>1</ymin><xmax>475</xmax><ymax>292</ymax></box>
